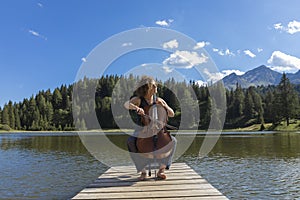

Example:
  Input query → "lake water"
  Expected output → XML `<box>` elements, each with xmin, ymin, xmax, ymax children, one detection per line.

<box><xmin>0</xmin><ymin>132</ymin><xmax>300</xmax><ymax>199</ymax></box>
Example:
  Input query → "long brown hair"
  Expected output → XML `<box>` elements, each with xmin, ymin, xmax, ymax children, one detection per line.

<box><xmin>135</xmin><ymin>76</ymin><xmax>155</xmax><ymax>97</ymax></box>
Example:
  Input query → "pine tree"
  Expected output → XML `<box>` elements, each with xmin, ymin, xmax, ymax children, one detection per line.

<box><xmin>81</xmin><ymin>119</ymin><xmax>87</xmax><ymax>130</ymax></box>
<box><xmin>44</xmin><ymin>89</ymin><xmax>52</xmax><ymax>102</ymax></box>
<box><xmin>201</xmin><ymin>95</ymin><xmax>212</xmax><ymax>129</ymax></box>
<box><xmin>177</xmin><ymin>84</ymin><xmax>198</xmax><ymax>129</ymax></box>
<box><xmin>52</xmin><ymin>88</ymin><xmax>63</xmax><ymax>110</ymax></box>
<box><xmin>45</xmin><ymin>101</ymin><xmax>53</xmax><ymax>124</ymax></box>
<box><xmin>232</xmin><ymin>83</ymin><xmax>245</xmax><ymax>119</ymax></box>
<box><xmin>244</xmin><ymin>90</ymin><xmax>255</xmax><ymax>120</ymax></box>
<box><xmin>0</xmin><ymin>107</ymin><xmax>2</xmax><ymax>123</ymax></box>
<box><xmin>37</xmin><ymin>94</ymin><xmax>47</xmax><ymax>116</ymax></box>
<box><xmin>163</xmin><ymin>78</ymin><xmax>179</xmax><ymax>112</ymax></box>
<box><xmin>251</xmin><ymin>89</ymin><xmax>264</xmax><ymax>123</ymax></box>
<box><xmin>276</xmin><ymin>73</ymin><xmax>299</xmax><ymax>126</ymax></box>
<box><xmin>263</xmin><ymin>91</ymin><xmax>274</xmax><ymax>123</ymax></box>
<box><xmin>61</xmin><ymin>84</ymin><xmax>70</xmax><ymax>110</ymax></box>
<box><xmin>2</xmin><ymin>105</ymin><xmax>9</xmax><ymax>126</ymax></box>
<box><xmin>8</xmin><ymin>101</ymin><xmax>15</xmax><ymax>129</ymax></box>
<box><xmin>14</xmin><ymin>104</ymin><xmax>21</xmax><ymax>130</ymax></box>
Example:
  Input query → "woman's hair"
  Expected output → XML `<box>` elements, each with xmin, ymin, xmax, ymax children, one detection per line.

<box><xmin>135</xmin><ymin>76</ymin><xmax>155</xmax><ymax>97</ymax></box>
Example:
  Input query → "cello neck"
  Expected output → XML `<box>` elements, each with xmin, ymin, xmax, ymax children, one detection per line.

<box><xmin>152</xmin><ymin>94</ymin><xmax>158</xmax><ymax>120</ymax></box>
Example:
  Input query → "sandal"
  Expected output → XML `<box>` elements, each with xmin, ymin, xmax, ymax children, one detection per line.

<box><xmin>157</xmin><ymin>168</ymin><xmax>167</xmax><ymax>180</ymax></box>
<box><xmin>138</xmin><ymin>172</ymin><xmax>147</xmax><ymax>181</ymax></box>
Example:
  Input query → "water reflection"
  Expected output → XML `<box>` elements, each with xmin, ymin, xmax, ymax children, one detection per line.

<box><xmin>177</xmin><ymin>132</ymin><xmax>300</xmax><ymax>200</ymax></box>
<box><xmin>0</xmin><ymin>132</ymin><xmax>300</xmax><ymax>199</ymax></box>
<box><xmin>183</xmin><ymin>133</ymin><xmax>300</xmax><ymax>158</ymax></box>
<box><xmin>3</xmin><ymin>132</ymin><xmax>300</xmax><ymax>159</ymax></box>
<box><xmin>0</xmin><ymin>133</ymin><xmax>89</xmax><ymax>155</ymax></box>
<box><xmin>0</xmin><ymin>133</ymin><xmax>107</xmax><ymax>199</ymax></box>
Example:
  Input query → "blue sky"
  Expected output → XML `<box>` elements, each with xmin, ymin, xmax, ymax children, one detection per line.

<box><xmin>1</xmin><ymin>0</ymin><xmax>300</xmax><ymax>106</ymax></box>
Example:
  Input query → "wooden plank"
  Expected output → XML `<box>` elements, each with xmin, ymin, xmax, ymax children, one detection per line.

<box><xmin>117</xmin><ymin>197</ymin><xmax>229</xmax><ymax>200</ymax></box>
<box><xmin>73</xmin><ymin>189</ymin><xmax>224</xmax><ymax>199</ymax></box>
<box><xmin>72</xmin><ymin>163</ymin><xmax>228</xmax><ymax>200</ymax></box>
<box><xmin>87</xmin><ymin>179</ymin><xmax>209</xmax><ymax>188</ymax></box>
<box><xmin>98</xmin><ymin>174</ymin><xmax>203</xmax><ymax>180</ymax></box>
<box><xmin>81</xmin><ymin>183</ymin><xmax>216</xmax><ymax>193</ymax></box>
<box><xmin>104</xmin><ymin>167</ymin><xmax>193</xmax><ymax>174</ymax></box>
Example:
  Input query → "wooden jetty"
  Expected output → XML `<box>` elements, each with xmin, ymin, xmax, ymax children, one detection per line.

<box><xmin>72</xmin><ymin>162</ymin><xmax>228</xmax><ymax>200</ymax></box>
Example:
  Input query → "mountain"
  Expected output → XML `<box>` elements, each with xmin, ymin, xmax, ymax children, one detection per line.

<box><xmin>222</xmin><ymin>65</ymin><xmax>299</xmax><ymax>89</ymax></box>
<box><xmin>288</xmin><ymin>70</ymin><xmax>300</xmax><ymax>84</ymax></box>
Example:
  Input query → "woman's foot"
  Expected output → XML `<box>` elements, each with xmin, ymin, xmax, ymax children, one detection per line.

<box><xmin>157</xmin><ymin>168</ymin><xmax>167</xmax><ymax>180</ymax></box>
<box><xmin>138</xmin><ymin>171</ymin><xmax>147</xmax><ymax>181</ymax></box>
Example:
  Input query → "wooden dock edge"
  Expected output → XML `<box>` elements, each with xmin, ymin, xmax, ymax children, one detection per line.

<box><xmin>72</xmin><ymin>162</ymin><xmax>229</xmax><ymax>200</ymax></box>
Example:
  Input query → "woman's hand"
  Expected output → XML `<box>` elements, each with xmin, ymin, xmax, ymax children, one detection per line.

<box><xmin>156</xmin><ymin>98</ymin><xmax>167</xmax><ymax>107</ymax></box>
<box><xmin>136</xmin><ymin>107</ymin><xmax>145</xmax><ymax>115</ymax></box>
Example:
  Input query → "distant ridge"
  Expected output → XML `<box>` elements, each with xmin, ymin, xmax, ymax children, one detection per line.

<box><xmin>222</xmin><ymin>65</ymin><xmax>300</xmax><ymax>89</ymax></box>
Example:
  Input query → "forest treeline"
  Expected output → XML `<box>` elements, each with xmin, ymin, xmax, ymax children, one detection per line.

<box><xmin>0</xmin><ymin>73</ymin><xmax>299</xmax><ymax>131</ymax></box>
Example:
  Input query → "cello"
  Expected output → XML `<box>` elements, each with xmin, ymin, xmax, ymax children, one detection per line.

<box><xmin>136</xmin><ymin>94</ymin><xmax>174</xmax><ymax>159</ymax></box>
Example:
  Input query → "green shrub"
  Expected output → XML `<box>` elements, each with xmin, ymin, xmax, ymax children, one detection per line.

<box><xmin>0</xmin><ymin>124</ymin><xmax>11</xmax><ymax>131</ymax></box>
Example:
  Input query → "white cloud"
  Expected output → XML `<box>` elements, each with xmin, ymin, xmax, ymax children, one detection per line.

<box><xmin>267</xmin><ymin>50</ymin><xmax>300</xmax><ymax>73</ymax></box>
<box><xmin>203</xmin><ymin>69</ymin><xmax>245</xmax><ymax>83</ymax></box>
<box><xmin>203</xmin><ymin>69</ymin><xmax>224</xmax><ymax>83</ymax></box>
<box><xmin>37</xmin><ymin>3</ymin><xmax>43</xmax><ymax>8</ymax></box>
<box><xmin>270</xmin><ymin>66</ymin><xmax>295</xmax><ymax>73</ymax></box>
<box><xmin>218</xmin><ymin>51</ymin><xmax>225</xmax><ymax>56</ymax></box>
<box><xmin>273</xmin><ymin>20</ymin><xmax>300</xmax><ymax>34</ymax></box>
<box><xmin>225</xmin><ymin>49</ymin><xmax>235</xmax><ymax>56</ymax></box>
<box><xmin>29</xmin><ymin>30</ymin><xmax>39</xmax><ymax>37</ymax></box>
<box><xmin>193</xmin><ymin>41</ymin><xmax>210</xmax><ymax>50</ymax></box>
<box><xmin>162</xmin><ymin>66</ymin><xmax>173</xmax><ymax>73</ymax></box>
<box><xmin>244</xmin><ymin>50</ymin><xmax>256</xmax><ymax>58</ymax></box>
<box><xmin>156</xmin><ymin>20</ymin><xmax>169</xmax><ymax>26</ymax></box>
<box><xmin>163</xmin><ymin>50</ymin><xmax>208</xmax><ymax>69</ymax></box>
<box><xmin>155</xmin><ymin>19</ymin><xmax>173</xmax><ymax>27</ymax></box>
<box><xmin>162</xmin><ymin>39</ymin><xmax>178</xmax><ymax>49</ymax></box>
<box><xmin>195</xmin><ymin>80</ymin><xmax>207</xmax><ymax>86</ymax></box>
<box><xmin>81</xmin><ymin>57</ymin><xmax>87</xmax><ymax>62</ymax></box>
<box><xmin>214</xmin><ymin>48</ymin><xmax>235</xmax><ymax>56</ymax></box>
<box><xmin>274</xmin><ymin>23</ymin><xmax>283</xmax><ymax>30</ymax></box>
<box><xmin>257</xmin><ymin>48</ymin><xmax>263</xmax><ymax>53</ymax></box>
<box><xmin>28</xmin><ymin>29</ymin><xmax>47</xmax><ymax>40</ymax></box>
<box><xmin>286</xmin><ymin>20</ymin><xmax>300</xmax><ymax>34</ymax></box>
<box><xmin>222</xmin><ymin>69</ymin><xmax>245</xmax><ymax>76</ymax></box>
<box><xmin>209</xmin><ymin>73</ymin><xmax>224</xmax><ymax>82</ymax></box>
<box><xmin>122</xmin><ymin>42</ymin><xmax>132</xmax><ymax>47</ymax></box>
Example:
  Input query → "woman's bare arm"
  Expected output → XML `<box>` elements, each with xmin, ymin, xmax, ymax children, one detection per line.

<box><xmin>156</xmin><ymin>97</ymin><xmax>175</xmax><ymax>117</ymax></box>
<box><xmin>124</xmin><ymin>97</ymin><xmax>144</xmax><ymax>115</ymax></box>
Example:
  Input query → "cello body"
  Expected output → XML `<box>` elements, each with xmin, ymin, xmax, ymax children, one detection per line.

<box><xmin>136</xmin><ymin>103</ymin><xmax>174</xmax><ymax>159</ymax></box>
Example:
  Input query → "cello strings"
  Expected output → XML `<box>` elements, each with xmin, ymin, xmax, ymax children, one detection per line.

<box><xmin>143</xmin><ymin>114</ymin><xmax>178</xmax><ymax>130</ymax></box>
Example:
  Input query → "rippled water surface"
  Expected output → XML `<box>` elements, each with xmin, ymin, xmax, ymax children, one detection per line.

<box><xmin>0</xmin><ymin>132</ymin><xmax>300</xmax><ymax>199</ymax></box>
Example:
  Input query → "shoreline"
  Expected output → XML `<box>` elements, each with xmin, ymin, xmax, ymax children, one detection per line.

<box><xmin>1</xmin><ymin>128</ymin><xmax>299</xmax><ymax>134</ymax></box>
<box><xmin>2</xmin><ymin>120</ymin><xmax>300</xmax><ymax>133</ymax></box>
<box><xmin>1</xmin><ymin>122</ymin><xmax>300</xmax><ymax>134</ymax></box>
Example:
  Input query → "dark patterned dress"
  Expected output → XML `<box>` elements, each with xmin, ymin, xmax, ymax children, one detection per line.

<box><xmin>127</xmin><ymin>97</ymin><xmax>177</xmax><ymax>172</ymax></box>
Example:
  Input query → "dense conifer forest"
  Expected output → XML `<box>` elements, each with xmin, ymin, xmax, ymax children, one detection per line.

<box><xmin>0</xmin><ymin>74</ymin><xmax>299</xmax><ymax>131</ymax></box>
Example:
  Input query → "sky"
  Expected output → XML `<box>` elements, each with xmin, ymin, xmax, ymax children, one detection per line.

<box><xmin>1</xmin><ymin>0</ymin><xmax>300</xmax><ymax>106</ymax></box>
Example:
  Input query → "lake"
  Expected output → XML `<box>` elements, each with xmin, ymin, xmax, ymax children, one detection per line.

<box><xmin>0</xmin><ymin>132</ymin><xmax>300</xmax><ymax>199</ymax></box>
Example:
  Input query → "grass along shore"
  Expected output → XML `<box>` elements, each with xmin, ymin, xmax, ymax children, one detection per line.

<box><xmin>1</xmin><ymin>122</ymin><xmax>300</xmax><ymax>133</ymax></box>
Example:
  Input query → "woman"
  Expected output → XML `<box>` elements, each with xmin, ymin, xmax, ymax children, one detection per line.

<box><xmin>124</xmin><ymin>76</ymin><xmax>177</xmax><ymax>180</ymax></box>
